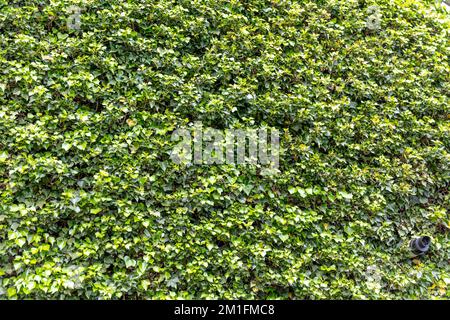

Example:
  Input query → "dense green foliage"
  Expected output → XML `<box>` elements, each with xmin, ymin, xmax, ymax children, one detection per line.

<box><xmin>0</xmin><ymin>0</ymin><xmax>449</xmax><ymax>299</ymax></box>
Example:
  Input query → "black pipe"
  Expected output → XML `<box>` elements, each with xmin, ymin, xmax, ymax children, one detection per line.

<box><xmin>409</xmin><ymin>236</ymin><xmax>431</xmax><ymax>256</ymax></box>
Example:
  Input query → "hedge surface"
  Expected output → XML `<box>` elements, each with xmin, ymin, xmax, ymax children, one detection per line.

<box><xmin>0</xmin><ymin>0</ymin><xmax>449</xmax><ymax>299</ymax></box>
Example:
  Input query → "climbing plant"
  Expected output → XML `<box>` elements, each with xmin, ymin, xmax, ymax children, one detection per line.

<box><xmin>0</xmin><ymin>0</ymin><xmax>449</xmax><ymax>299</ymax></box>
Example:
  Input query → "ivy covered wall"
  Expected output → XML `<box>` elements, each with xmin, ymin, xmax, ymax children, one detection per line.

<box><xmin>0</xmin><ymin>0</ymin><xmax>449</xmax><ymax>299</ymax></box>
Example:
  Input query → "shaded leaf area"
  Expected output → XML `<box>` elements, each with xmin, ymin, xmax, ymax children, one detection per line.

<box><xmin>0</xmin><ymin>0</ymin><xmax>449</xmax><ymax>299</ymax></box>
